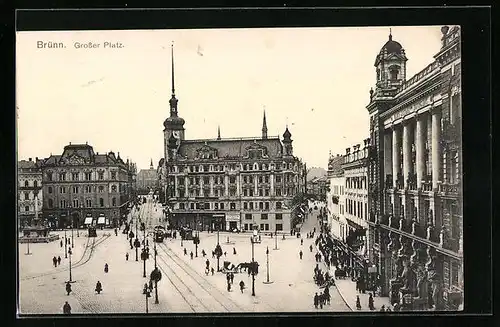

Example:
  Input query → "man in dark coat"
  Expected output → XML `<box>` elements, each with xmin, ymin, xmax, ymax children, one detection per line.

<box><xmin>53</xmin><ymin>256</ymin><xmax>58</xmax><ymax>267</ymax></box>
<box><xmin>239</xmin><ymin>280</ymin><xmax>245</xmax><ymax>293</ymax></box>
<box><xmin>57</xmin><ymin>256</ymin><xmax>61</xmax><ymax>266</ymax></box>
<box><xmin>313</xmin><ymin>293</ymin><xmax>319</xmax><ymax>309</ymax></box>
<box><xmin>62</xmin><ymin>301</ymin><xmax>71</xmax><ymax>314</ymax></box>
<box><xmin>65</xmin><ymin>282</ymin><xmax>72</xmax><ymax>295</ymax></box>
<box><xmin>299</xmin><ymin>250</ymin><xmax>303</xmax><ymax>260</ymax></box>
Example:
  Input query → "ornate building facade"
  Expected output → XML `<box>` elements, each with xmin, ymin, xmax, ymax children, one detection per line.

<box><xmin>326</xmin><ymin>154</ymin><xmax>346</xmax><ymax>241</ymax></box>
<box><xmin>160</xmin><ymin>45</ymin><xmax>305</xmax><ymax>232</ymax></box>
<box><xmin>366</xmin><ymin>26</ymin><xmax>462</xmax><ymax>310</ymax></box>
<box><xmin>341</xmin><ymin>139</ymin><xmax>371</xmax><ymax>268</ymax></box>
<box><xmin>18</xmin><ymin>158</ymin><xmax>44</xmax><ymax>229</ymax></box>
<box><xmin>40</xmin><ymin>143</ymin><xmax>137</xmax><ymax>228</ymax></box>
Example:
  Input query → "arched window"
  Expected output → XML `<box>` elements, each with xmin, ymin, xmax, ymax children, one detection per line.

<box><xmin>34</xmin><ymin>180</ymin><xmax>38</xmax><ymax>187</ymax></box>
<box><xmin>99</xmin><ymin>198</ymin><xmax>104</xmax><ymax>207</ymax></box>
<box><xmin>48</xmin><ymin>198</ymin><xmax>53</xmax><ymax>208</ymax></box>
<box><xmin>24</xmin><ymin>180</ymin><xmax>29</xmax><ymax>187</ymax></box>
<box><xmin>112</xmin><ymin>198</ymin><xmax>116</xmax><ymax>206</ymax></box>
<box><xmin>389</xmin><ymin>65</ymin><xmax>400</xmax><ymax>80</ymax></box>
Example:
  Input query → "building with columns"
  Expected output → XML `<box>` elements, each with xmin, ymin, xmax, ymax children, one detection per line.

<box><xmin>160</xmin><ymin>44</ymin><xmax>305</xmax><ymax>233</ymax></box>
<box><xmin>18</xmin><ymin>158</ymin><xmax>44</xmax><ymax>229</ymax></box>
<box><xmin>40</xmin><ymin>143</ymin><xmax>137</xmax><ymax>228</ymax></box>
<box><xmin>326</xmin><ymin>154</ymin><xmax>346</xmax><ymax>241</ymax></box>
<box><xmin>366</xmin><ymin>26</ymin><xmax>462</xmax><ymax>310</ymax></box>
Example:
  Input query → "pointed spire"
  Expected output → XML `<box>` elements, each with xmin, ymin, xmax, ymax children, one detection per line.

<box><xmin>150</xmin><ymin>158</ymin><xmax>153</xmax><ymax>169</ymax></box>
<box><xmin>262</xmin><ymin>109</ymin><xmax>268</xmax><ymax>139</ymax></box>
<box><xmin>217</xmin><ymin>125</ymin><xmax>221</xmax><ymax>140</ymax></box>
<box><xmin>389</xmin><ymin>28</ymin><xmax>392</xmax><ymax>41</ymax></box>
<box><xmin>171</xmin><ymin>41</ymin><xmax>175</xmax><ymax>96</ymax></box>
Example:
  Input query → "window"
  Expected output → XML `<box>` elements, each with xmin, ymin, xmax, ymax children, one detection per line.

<box><xmin>179</xmin><ymin>203</ymin><xmax>185</xmax><ymax>210</ymax></box>
<box><xmin>245</xmin><ymin>213</ymin><xmax>252</xmax><ymax>220</ymax></box>
<box><xmin>265</xmin><ymin>175</ymin><xmax>269</xmax><ymax>183</ymax></box>
<box><xmin>98</xmin><ymin>171</ymin><xmax>104</xmax><ymax>180</ymax></box>
<box><xmin>230</xmin><ymin>202</ymin><xmax>236</xmax><ymax>210</ymax></box>
<box><xmin>25</xmin><ymin>206</ymin><xmax>30</xmax><ymax>212</ymax></box>
<box><xmin>276</xmin><ymin>175</ymin><xmax>281</xmax><ymax>183</ymax></box>
<box><xmin>72</xmin><ymin>172</ymin><xmax>79</xmax><ymax>181</ymax></box>
<box><xmin>259</xmin><ymin>189</ymin><xmax>263</xmax><ymax>196</ymax></box>
<box><xmin>24</xmin><ymin>180</ymin><xmax>29</xmax><ymax>187</ymax></box>
<box><xmin>264</xmin><ymin>224</ymin><xmax>269</xmax><ymax>231</ymax></box>
<box><xmin>276</xmin><ymin>189</ymin><xmax>282</xmax><ymax>196</ymax></box>
<box><xmin>276</xmin><ymin>202</ymin><xmax>282</xmax><ymax>209</ymax></box>
<box><xmin>73</xmin><ymin>186</ymin><xmax>78</xmax><ymax>193</ymax></box>
<box><xmin>250</xmin><ymin>202</ymin><xmax>254</xmax><ymax>210</ymax></box>
<box><xmin>265</xmin><ymin>189</ymin><xmax>269</xmax><ymax>196</ymax></box>
<box><xmin>48</xmin><ymin>199</ymin><xmax>53</xmax><ymax>208</ymax></box>
<box><xmin>85</xmin><ymin>185</ymin><xmax>92</xmax><ymax>193</ymax></box>
<box><xmin>47</xmin><ymin>172</ymin><xmax>53</xmax><ymax>181</ymax></box>
<box><xmin>99</xmin><ymin>198</ymin><xmax>104</xmax><ymax>207</ymax></box>
<box><xmin>260</xmin><ymin>223</ymin><xmax>264</xmax><ymax>230</ymax></box>
<box><xmin>203</xmin><ymin>177</ymin><xmax>209</xmax><ymax>184</ymax></box>
<box><xmin>60</xmin><ymin>186</ymin><xmax>66</xmax><ymax>194</ymax></box>
<box><xmin>86</xmin><ymin>199</ymin><xmax>92</xmax><ymax>207</ymax></box>
<box><xmin>24</xmin><ymin>192</ymin><xmax>29</xmax><ymax>200</ymax></box>
<box><xmin>60</xmin><ymin>199</ymin><xmax>67</xmax><ymax>208</ymax></box>
<box><xmin>215</xmin><ymin>203</ymin><xmax>219</xmax><ymax>210</ymax></box>
<box><xmin>85</xmin><ymin>172</ymin><xmax>92</xmax><ymax>180</ymax></box>
<box><xmin>261</xmin><ymin>213</ymin><xmax>268</xmax><ymax>220</ymax></box>
<box><xmin>98</xmin><ymin>186</ymin><xmax>104</xmax><ymax>193</ymax></box>
<box><xmin>111</xmin><ymin>185</ymin><xmax>117</xmax><ymax>193</ymax></box>
<box><xmin>220</xmin><ymin>203</ymin><xmax>225</xmax><ymax>210</ymax></box>
<box><xmin>243</xmin><ymin>202</ymin><xmax>248</xmax><ymax>210</ymax></box>
<box><xmin>276</xmin><ymin>213</ymin><xmax>283</xmax><ymax>220</ymax></box>
<box><xmin>265</xmin><ymin>202</ymin><xmax>270</xmax><ymax>210</ymax></box>
<box><xmin>73</xmin><ymin>199</ymin><xmax>79</xmax><ymax>208</ymax></box>
<box><xmin>259</xmin><ymin>202</ymin><xmax>264</xmax><ymax>210</ymax></box>
<box><xmin>190</xmin><ymin>203</ymin><xmax>195</xmax><ymax>210</ymax></box>
<box><xmin>230</xmin><ymin>176</ymin><xmax>236</xmax><ymax>184</ymax></box>
<box><xmin>111</xmin><ymin>171</ymin><xmax>117</xmax><ymax>180</ymax></box>
<box><xmin>34</xmin><ymin>181</ymin><xmax>38</xmax><ymax>187</ymax></box>
<box><xmin>112</xmin><ymin>198</ymin><xmax>116</xmax><ymax>206</ymax></box>
<box><xmin>275</xmin><ymin>223</ymin><xmax>283</xmax><ymax>231</ymax></box>
<box><xmin>244</xmin><ymin>224</ymin><xmax>249</xmax><ymax>231</ymax></box>
<box><xmin>259</xmin><ymin>176</ymin><xmax>263</xmax><ymax>183</ymax></box>
<box><xmin>59</xmin><ymin>173</ymin><xmax>66</xmax><ymax>181</ymax></box>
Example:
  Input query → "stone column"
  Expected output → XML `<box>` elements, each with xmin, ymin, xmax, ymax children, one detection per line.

<box><xmin>402</xmin><ymin>120</ymin><xmax>412</xmax><ymax>189</ymax></box>
<box><xmin>416</xmin><ymin>113</ymin><xmax>427</xmax><ymax>189</ymax></box>
<box><xmin>431</xmin><ymin>107</ymin><xmax>442</xmax><ymax>189</ymax></box>
<box><xmin>384</xmin><ymin>131</ymin><xmax>393</xmax><ymax>181</ymax></box>
<box><xmin>392</xmin><ymin>126</ymin><xmax>401</xmax><ymax>188</ymax></box>
<box><xmin>224</xmin><ymin>175</ymin><xmax>229</xmax><ymax>197</ymax></box>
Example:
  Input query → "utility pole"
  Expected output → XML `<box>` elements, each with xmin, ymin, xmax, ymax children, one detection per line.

<box><xmin>263</xmin><ymin>246</ymin><xmax>273</xmax><ymax>284</ymax></box>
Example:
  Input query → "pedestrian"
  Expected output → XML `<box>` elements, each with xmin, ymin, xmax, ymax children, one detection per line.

<box><xmin>65</xmin><ymin>281</ymin><xmax>72</xmax><ymax>296</ymax></box>
<box><xmin>212</xmin><ymin>250</ymin><xmax>215</xmax><ymax>258</ymax></box>
<box><xmin>211</xmin><ymin>267</ymin><xmax>215</xmax><ymax>276</ymax></box>
<box><xmin>104</xmin><ymin>263</ymin><xmax>109</xmax><ymax>273</ymax></box>
<box><xmin>309</xmin><ymin>244</ymin><xmax>313</xmax><ymax>252</ymax></box>
<box><xmin>57</xmin><ymin>256</ymin><xmax>61</xmax><ymax>266</ymax></box>
<box><xmin>299</xmin><ymin>250</ymin><xmax>303</xmax><ymax>260</ymax></box>
<box><xmin>95</xmin><ymin>281</ymin><xmax>102</xmax><ymax>294</ymax></box>
<box><xmin>202</xmin><ymin>249</ymin><xmax>206</xmax><ymax>257</ymax></box>
<box><xmin>53</xmin><ymin>256</ymin><xmax>57</xmax><ymax>267</ymax></box>
<box><xmin>126</xmin><ymin>253</ymin><xmax>129</xmax><ymax>261</ymax></box>
<box><xmin>233</xmin><ymin>247</ymin><xmax>237</xmax><ymax>255</ymax></box>
<box><xmin>60</xmin><ymin>240</ymin><xmax>63</xmax><ymax>248</ymax></box>
<box><xmin>319</xmin><ymin>292</ymin><xmax>324</xmax><ymax>309</ymax></box>
<box><xmin>368</xmin><ymin>293</ymin><xmax>375</xmax><ymax>310</ymax></box>
<box><xmin>114</xmin><ymin>228</ymin><xmax>118</xmax><ymax>236</ymax></box>
<box><xmin>380</xmin><ymin>305</ymin><xmax>386</xmax><ymax>312</ymax></box>
<box><xmin>190</xmin><ymin>251</ymin><xmax>194</xmax><ymax>260</ymax></box>
<box><xmin>224</xmin><ymin>251</ymin><xmax>227</xmax><ymax>257</ymax></box>
<box><xmin>314</xmin><ymin>293</ymin><xmax>319</xmax><ymax>309</ymax></box>
<box><xmin>184</xmin><ymin>248</ymin><xmax>187</xmax><ymax>256</ymax></box>
<box><xmin>62</xmin><ymin>301</ymin><xmax>71</xmax><ymax>314</ymax></box>
<box><xmin>301</xmin><ymin>238</ymin><xmax>303</xmax><ymax>246</ymax></box>
<box><xmin>227</xmin><ymin>281</ymin><xmax>231</xmax><ymax>292</ymax></box>
<box><xmin>282</xmin><ymin>234</ymin><xmax>285</xmax><ymax>240</ymax></box>
<box><xmin>239</xmin><ymin>280</ymin><xmax>245</xmax><ymax>293</ymax></box>
<box><xmin>356</xmin><ymin>295</ymin><xmax>361</xmax><ymax>310</ymax></box>
<box><xmin>230</xmin><ymin>272</ymin><xmax>234</xmax><ymax>284</ymax></box>
<box><xmin>149</xmin><ymin>279</ymin><xmax>153</xmax><ymax>290</ymax></box>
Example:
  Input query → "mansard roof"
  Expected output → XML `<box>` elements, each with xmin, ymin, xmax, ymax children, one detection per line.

<box><xmin>41</xmin><ymin>143</ymin><xmax>127</xmax><ymax>168</ymax></box>
<box><xmin>177</xmin><ymin>136</ymin><xmax>284</xmax><ymax>160</ymax></box>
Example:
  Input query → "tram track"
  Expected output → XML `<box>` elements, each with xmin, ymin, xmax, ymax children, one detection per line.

<box><xmin>20</xmin><ymin>233</ymin><xmax>111</xmax><ymax>281</ymax></box>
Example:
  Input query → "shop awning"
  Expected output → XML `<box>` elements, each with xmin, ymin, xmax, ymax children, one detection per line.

<box><xmin>346</xmin><ymin>219</ymin><xmax>366</xmax><ymax>233</ymax></box>
<box><xmin>97</xmin><ymin>217</ymin><xmax>106</xmax><ymax>225</ymax></box>
<box><xmin>84</xmin><ymin>217</ymin><xmax>93</xmax><ymax>225</ymax></box>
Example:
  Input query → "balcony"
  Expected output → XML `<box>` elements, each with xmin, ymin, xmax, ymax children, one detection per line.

<box><xmin>407</xmin><ymin>174</ymin><xmax>418</xmax><ymax>191</ymax></box>
<box><xmin>422</xmin><ymin>180</ymin><xmax>433</xmax><ymax>192</ymax></box>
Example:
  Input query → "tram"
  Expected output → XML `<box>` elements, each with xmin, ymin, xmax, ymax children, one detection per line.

<box><xmin>154</xmin><ymin>226</ymin><xmax>166</xmax><ymax>243</ymax></box>
<box><xmin>88</xmin><ymin>226</ymin><xmax>97</xmax><ymax>237</ymax></box>
<box><xmin>180</xmin><ymin>227</ymin><xmax>193</xmax><ymax>240</ymax></box>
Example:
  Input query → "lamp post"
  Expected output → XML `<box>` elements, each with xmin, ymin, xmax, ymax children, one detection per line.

<box><xmin>78</xmin><ymin>204</ymin><xmax>83</xmax><ymax>237</ymax></box>
<box><xmin>274</xmin><ymin>229</ymin><xmax>278</xmax><ymax>250</ymax></box>
<box><xmin>216</xmin><ymin>217</ymin><xmax>221</xmax><ymax>272</ymax></box>
<box><xmin>263</xmin><ymin>246</ymin><xmax>273</xmax><ymax>284</ymax></box>
<box><xmin>251</xmin><ymin>230</ymin><xmax>256</xmax><ymax>296</ymax></box>
<box><xmin>135</xmin><ymin>210</ymin><xmax>139</xmax><ymax>261</ymax></box>
<box><xmin>68</xmin><ymin>247</ymin><xmax>73</xmax><ymax>282</ymax></box>
<box><xmin>151</xmin><ymin>236</ymin><xmax>160</xmax><ymax>304</ymax></box>
<box><xmin>64</xmin><ymin>224</ymin><xmax>68</xmax><ymax>259</ymax></box>
<box><xmin>68</xmin><ymin>205</ymin><xmax>74</xmax><ymax>248</ymax></box>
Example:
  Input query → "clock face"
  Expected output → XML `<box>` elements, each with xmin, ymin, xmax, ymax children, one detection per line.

<box><xmin>172</xmin><ymin>131</ymin><xmax>180</xmax><ymax>139</ymax></box>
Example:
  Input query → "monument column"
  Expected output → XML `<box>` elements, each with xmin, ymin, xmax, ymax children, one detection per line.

<box><xmin>392</xmin><ymin>126</ymin><xmax>401</xmax><ymax>188</ymax></box>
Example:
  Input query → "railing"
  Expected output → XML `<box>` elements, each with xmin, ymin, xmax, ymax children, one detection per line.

<box><xmin>422</xmin><ymin>181</ymin><xmax>433</xmax><ymax>192</ymax></box>
<box><xmin>398</xmin><ymin>61</ymin><xmax>441</xmax><ymax>93</ymax></box>
<box><xmin>438</xmin><ymin>182</ymin><xmax>461</xmax><ymax>196</ymax></box>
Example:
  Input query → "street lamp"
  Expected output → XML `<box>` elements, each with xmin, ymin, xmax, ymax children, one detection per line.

<box><xmin>263</xmin><ymin>246</ymin><xmax>273</xmax><ymax>284</ymax></box>
<box><xmin>78</xmin><ymin>204</ymin><xmax>83</xmax><ymax>237</ymax></box>
<box><xmin>68</xmin><ymin>205</ymin><xmax>74</xmax><ymax>248</ymax></box>
<box><xmin>274</xmin><ymin>228</ymin><xmax>279</xmax><ymax>250</ymax></box>
<box><xmin>141</xmin><ymin>247</ymin><xmax>147</xmax><ymax>278</ymax></box>
<box><xmin>64</xmin><ymin>221</ymin><xmax>68</xmax><ymax>259</ymax></box>
<box><xmin>68</xmin><ymin>247</ymin><xmax>73</xmax><ymax>282</ymax></box>
<box><xmin>251</xmin><ymin>230</ymin><xmax>257</xmax><ymax>296</ymax></box>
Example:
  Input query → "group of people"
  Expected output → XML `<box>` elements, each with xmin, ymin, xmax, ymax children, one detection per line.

<box><xmin>52</xmin><ymin>255</ymin><xmax>62</xmax><ymax>267</ymax></box>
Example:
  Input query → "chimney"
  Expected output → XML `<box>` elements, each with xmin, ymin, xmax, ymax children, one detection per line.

<box><xmin>346</xmin><ymin>148</ymin><xmax>350</xmax><ymax>155</ymax></box>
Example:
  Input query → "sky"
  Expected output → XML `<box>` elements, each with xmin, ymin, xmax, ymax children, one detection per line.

<box><xmin>16</xmin><ymin>26</ymin><xmax>443</xmax><ymax>170</ymax></box>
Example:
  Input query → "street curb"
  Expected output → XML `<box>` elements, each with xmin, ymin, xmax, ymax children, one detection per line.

<box><xmin>315</xmin><ymin>244</ymin><xmax>354</xmax><ymax>311</ymax></box>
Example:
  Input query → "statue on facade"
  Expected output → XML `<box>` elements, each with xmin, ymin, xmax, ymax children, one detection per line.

<box><xmin>398</xmin><ymin>216</ymin><xmax>404</xmax><ymax>230</ymax></box>
<box><xmin>411</xmin><ymin>220</ymin><xmax>418</xmax><ymax>235</ymax></box>
<box><xmin>400</xmin><ymin>259</ymin><xmax>417</xmax><ymax>294</ymax></box>
<box><xmin>439</xmin><ymin>226</ymin><xmax>447</xmax><ymax>246</ymax></box>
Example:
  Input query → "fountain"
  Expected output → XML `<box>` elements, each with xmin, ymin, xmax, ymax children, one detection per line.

<box><xmin>18</xmin><ymin>195</ymin><xmax>59</xmax><ymax>243</ymax></box>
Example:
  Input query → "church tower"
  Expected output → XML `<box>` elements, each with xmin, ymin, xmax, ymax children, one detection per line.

<box><xmin>163</xmin><ymin>42</ymin><xmax>186</xmax><ymax>162</ymax></box>
<box><xmin>262</xmin><ymin>110</ymin><xmax>268</xmax><ymax>139</ymax></box>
